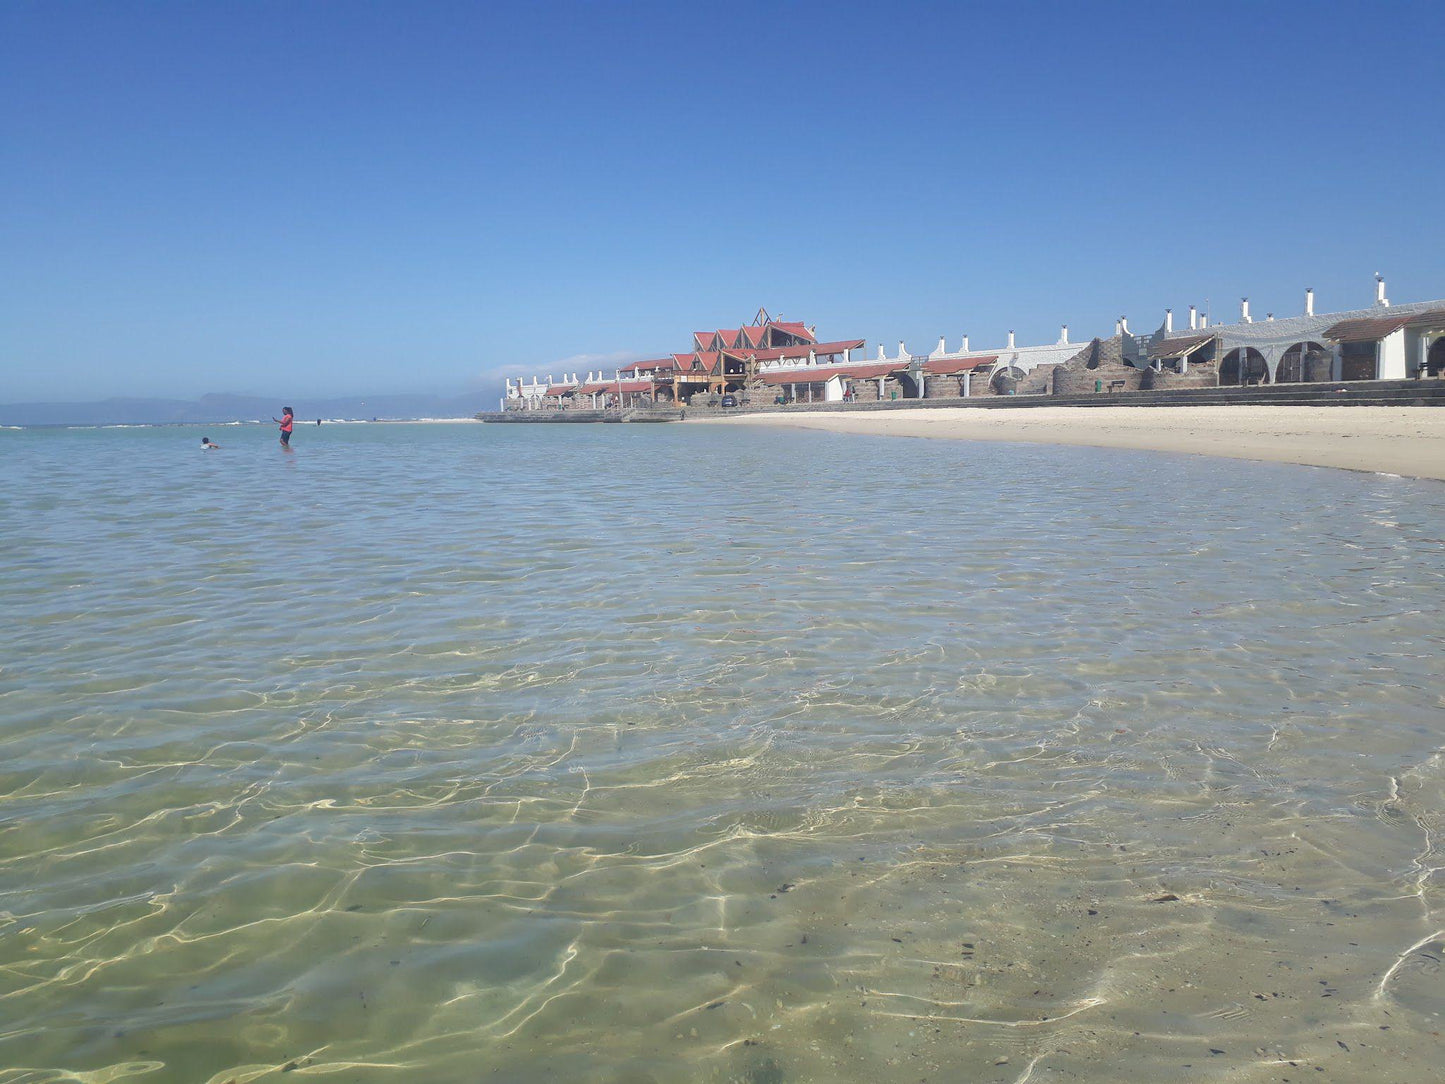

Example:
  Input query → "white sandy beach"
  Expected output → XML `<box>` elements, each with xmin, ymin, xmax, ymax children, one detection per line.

<box><xmin>698</xmin><ymin>405</ymin><xmax>1445</xmax><ymax>481</ymax></box>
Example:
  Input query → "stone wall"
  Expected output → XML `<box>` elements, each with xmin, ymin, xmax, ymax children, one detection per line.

<box><xmin>924</xmin><ymin>374</ymin><xmax>965</xmax><ymax>398</ymax></box>
<box><xmin>1141</xmin><ymin>365</ymin><xmax>1217</xmax><ymax>391</ymax></box>
<box><xmin>1016</xmin><ymin>364</ymin><xmax>1060</xmax><ymax>395</ymax></box>
<box><xmin>849</xmin><ymin>378</ymin><xmax>882</xmax><ymax>402</ymax></box>
<box><xmin>1048</xmin><ymin>336</ymin><xmax>1144</xmax><ymax>395</ymax></box>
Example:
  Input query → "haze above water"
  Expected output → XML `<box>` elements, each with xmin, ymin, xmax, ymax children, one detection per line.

<box><xmin>2</xmin><ymin>422</ymin><xmax>1444</xmax><ymax>1083</ymax></box>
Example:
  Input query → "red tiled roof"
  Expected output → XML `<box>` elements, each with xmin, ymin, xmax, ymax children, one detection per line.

<box><xmin>747</xmin><ymin>339</ymin><xmax>865</xmax><ymax>362</ymax></box>
<box><xmin>923</xmin><ymin>354</ymin><xmax>999</xmax><ymax>375</ymax></box>
<box><xmin>715</xmin><ymin>329</ymin><xmax>741</xmax><ymax>347</ymax></box>
<box><xmin>770</xmin><ymin>321</ymin><xmax>816</xmax><ymax>343</ymax></box>
<box><xmin>758</xmin><ymin>361</ymin><xmax>901</xmax><ymax>385</ymax></box>
<box><xmin>543</xmin><ymin>385</ymin><xmax>576</xmax><ymax>397</ymax></box>
<box><xmin>613</xmin><ymin>379</ymin><xmax>655</xmax><ymax>394</ymax></box>
<box><xmin>740</xmin><ymin>325</ymin><xmax>767</xmax><ymax>347</ymax></box>
<box><xmin>618</xmin><ymin>357</ymin><xmax>674</xmax><ymax>374</ymax></box>
<box><xmin>692</xmin><ymin>332</ymin><xmax>713</xmax><ymax>349</ymax></box>
<box><xmin>1324</xmin><ymin>308</ymin><xmax>1445</xmax><ymax>342</ymax></box>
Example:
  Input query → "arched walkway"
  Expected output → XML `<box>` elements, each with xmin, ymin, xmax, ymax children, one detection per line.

<box><xmin>990</xmin><ymin>365</ymin><xmax>1026</xmax><ymax>394</ymax></box>
<box><xmin>1427</xmin><ymin>338</ymin><xmax>1445</xmax><ymax>377</ymax></box>
<box><xmin>895</xmin><ymin>372</ymin><xmax>924</xmax><ymax>398</ymax></box>
<box><xmin>1219</xmin><ymin>347</ymin><xmax>1269</xmax><ymax>386</ymax></box>
<box><xmin>1277</xmin><ymin>341</ymin><xmax>1327</xmax><ymax>383</ymax></box>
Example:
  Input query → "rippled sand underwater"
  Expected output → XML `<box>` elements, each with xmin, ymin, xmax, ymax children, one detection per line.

<box><xmin>2</xmin><ymin>421</ymin><xmax>1444</xmax><ymax>1083</ymax></box>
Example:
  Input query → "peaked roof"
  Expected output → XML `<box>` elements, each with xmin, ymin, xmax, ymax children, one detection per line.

<box><xmin>771</xmin><ymin>321</ymin><xmax>816</xmax><ymax>342</ymax></box>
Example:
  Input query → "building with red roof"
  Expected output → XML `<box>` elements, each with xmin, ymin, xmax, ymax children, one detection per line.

<box><xmin>503</xmin><ymin>306</ymin><xmax>864</xmax><ymax>411</ymax></box>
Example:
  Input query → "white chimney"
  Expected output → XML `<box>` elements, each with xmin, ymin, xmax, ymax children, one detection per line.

<box><xmin>1189</xmin><ymin>305</ymin><xmax>1198</xmax><ymax>330</ymax></box>
<box><xmin>1305</xmin><ymin>288</ymin><xmax>1314</xmax><ymax>316</ymax></box>
<box><xmin>1059</xmin><ymin>324</ymin><xmax>1069</xmax><ymax>344</ymax></box>
<box><xmin>1007</xmin><ymin>330</ymin><xmax>1016</xmax><ymax>349</ymax></box>
<box><xmin>1119</xmin><ymin>316</ymin><xmax>1130</xmax><ymax>335</ymax></box>
<box><xmin>1376</xmin><ymin>273</ymin><xmax>1389</xmax><ymax>307</ymax></box>
<box><xmin>961</xmin><ymin>334</ymin><xmax>970</xmax><ymax>352</ymax></box>
<box><xmin>897</xmin><ymin>340</ymin><xmax>907</xmax><ymax>359</ymax></box>
<box><xmin>936</xmin><ymin>335</ymin><xmax>947</xmax><ymax>355</ymax></box>
<box><xmin>1164</xmin><ymin>308</ymin><xmax>1174</xmax><ymax>334</ymax></box>
<box><xmin>1201</xmin><ymin>314</ymin><xmax>1209</xmax><ymax>328</ymax></box>
<box><xmin>1241</xmin><ymin>298</ymin><xmax>1252</xmax><ymax>323</ymax></box>
<box><xmin>1114</xmin><ymin>318</ymin><xmax>1122</xmax><ymax>335</ymax></box>
<box><xmin>1266</xmin><ymin>313</ymin><xmax>1274</xmax><ymax>322</ymax></box>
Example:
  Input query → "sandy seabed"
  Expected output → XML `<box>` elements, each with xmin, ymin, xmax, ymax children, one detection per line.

<box><xmin>697</xmin><ymin>405</ymin><xmax>1445</xmax><ymax>481</ymax></box>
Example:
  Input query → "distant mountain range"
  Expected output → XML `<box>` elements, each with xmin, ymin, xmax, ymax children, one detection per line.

<box><xmin>0</xmin><ymin>391</ymin><xmax>497</xmax><ymax>427</ymax></box>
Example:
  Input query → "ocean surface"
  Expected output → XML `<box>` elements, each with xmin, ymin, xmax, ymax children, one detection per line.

<box><xmin>2</xmin><ymin>420</ymin><xmax>1444</xmax><ymax>1084</ymax></box>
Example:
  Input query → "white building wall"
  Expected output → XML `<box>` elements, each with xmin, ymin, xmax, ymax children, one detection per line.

<box><xmin>823</xmin><ymin>375</ymin><xmax>845</xmax><ymax>402</ymax></box>
<box><xmin>1378</xmin><ymin>329</ymin><xmax>1407</xmax><ymax>379</ymax></box>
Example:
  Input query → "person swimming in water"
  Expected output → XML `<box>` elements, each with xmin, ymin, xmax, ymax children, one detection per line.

<box><xmin>272</xmin><ymin>406</ymin><xmax>294</xmax><ymax>446</ymax></box>
<box><xmin>200</xmin><ymin>436</ymin><xmax>220</xmax><ymax>450</ymax></box>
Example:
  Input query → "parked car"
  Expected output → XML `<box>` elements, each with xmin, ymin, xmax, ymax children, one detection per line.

<box><xmin>719</xmin><ymin>394</ymin><xmax>738</xmax><ymax>408</ymax></box>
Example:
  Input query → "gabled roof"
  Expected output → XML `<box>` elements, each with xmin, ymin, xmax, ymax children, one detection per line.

<box><xmin>923</xmin><ymin>354</ymin><xmax>999</xmax><ymax>375</ymax></box>
<box><xmin>770</xmin><ymin>321</ymin><xmax>816</xmax><ymax>342</ymax></box>
<box><xmin>1324</xmin><ymin>308</ymin><xmax>1445</xmax><ymax>342</ymax></box>
<box><xmin>543</xmin><ymin>384</ymin><xmax>575</xmax><ymax>396</ymax></box>
<box><xmin>714</xmin><ymin>329</ymin><xmax>742</xmax><ymax>348</ymax></box>
<box><xmin>1148</xmin><ymin>333</ymin><xmax>1216</xmax><ymax>360</ymax></box>
<box><xmin>740</xmin><ymin>324</ymin><xmax>768</xmax><ymax>347</ymax></box>
<box><xmin>692</xmin><ymin>332</ymin><xmax>713</xmax><ymax>350</ymax></box>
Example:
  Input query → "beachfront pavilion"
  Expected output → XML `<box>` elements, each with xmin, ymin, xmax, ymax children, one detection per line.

<box><xmin>1135</xmin><ymin>279</ymin><xmax>1445</xmax><ymax>385</ymax></box>
<box><xmin>608</xmin><ymin>309</ymin><xmax>864</xmax><ymax>405</ymax></box>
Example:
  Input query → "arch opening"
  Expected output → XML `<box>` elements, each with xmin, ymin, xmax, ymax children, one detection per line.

<box><xmin>1219</xmin><ymin>347</ymin><xmax>1269</xmax><ymax>386</ymax></box>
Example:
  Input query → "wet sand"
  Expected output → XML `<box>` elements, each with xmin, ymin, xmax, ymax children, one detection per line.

<box><xmin>697</xmin><ymin>405</ymin><xmax>1445</xmax><ymax>481</ymax></box>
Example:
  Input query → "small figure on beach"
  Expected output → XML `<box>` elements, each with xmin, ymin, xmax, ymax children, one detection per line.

<box><xmin>273</xmin><ymin>406</ymin><xmax>294</xmax><ymax>446</ymax></box>
<box><xmin>200</xmin><ymin>436</ymin><xmax>220</xmax><ymax>450</ymax></box>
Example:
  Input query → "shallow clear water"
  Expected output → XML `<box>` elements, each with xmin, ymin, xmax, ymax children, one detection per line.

<box><xmin>2</xmin><ymin>421</ymin><xmax>1444</xmax><ymax>1083</ymax></box>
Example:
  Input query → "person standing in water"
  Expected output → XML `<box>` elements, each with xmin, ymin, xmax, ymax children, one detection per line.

<box><xmin>272</xmin><ymin>406</ymin><xmax>294</xmax><ymax>447</ymax></box>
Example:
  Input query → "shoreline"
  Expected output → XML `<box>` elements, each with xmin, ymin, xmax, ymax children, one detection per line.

<box><xmin>694</xmin><ymin>405</ymin><xmax>1445</xmax><ymax>481</ymax></box>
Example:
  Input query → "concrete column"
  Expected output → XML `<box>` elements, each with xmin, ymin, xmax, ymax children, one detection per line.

<box><xmin>962</xmin><ymin>371</ymin><xmax>971</xmax><ymax>397</ymax></box>
<box><xmin>1331</xmin><ymin>344</ymin><xmax>1343</xmax><ymax>382</ymax></box>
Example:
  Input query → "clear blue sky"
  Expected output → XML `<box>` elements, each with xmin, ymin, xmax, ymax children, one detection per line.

<box><xmin>2</xmin><ymin>0</ymin><xmax>1442</xmax><ymax>403</ymax></box>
